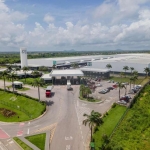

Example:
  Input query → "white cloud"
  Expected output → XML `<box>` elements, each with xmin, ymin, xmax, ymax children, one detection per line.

<box><xmin>43</xmin><ymin>14</ymin><xmax>54</xmax><ymax>23</ymax></box>
<box><xmin>0</xmin><ymin>0</ymin><xmax>150</xmax><ymax>51</ymax></box>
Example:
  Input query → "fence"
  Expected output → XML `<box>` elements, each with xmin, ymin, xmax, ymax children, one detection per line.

<box><xmin>108</xmin><ymin>80</ymin><xmax>150</xmax><ymax>140</ymax></box>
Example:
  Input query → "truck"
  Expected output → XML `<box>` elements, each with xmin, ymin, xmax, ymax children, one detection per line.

<box><xmin>45</xmin><ymin>86</ymin><xmax>53</xmax><ymax>97</ymax></box>
<box><xmin>67</xmin><ymin>80</ymin><xmax>72</xmax><ymax>90</ymax></box>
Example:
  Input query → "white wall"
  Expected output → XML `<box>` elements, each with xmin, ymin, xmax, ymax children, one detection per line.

<box><xmin>20</xmin><ymin>47</ymin><xmax>28</xmax><ymax>68</ymax></box>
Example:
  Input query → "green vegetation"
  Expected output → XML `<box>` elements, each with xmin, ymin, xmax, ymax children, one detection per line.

<box><xmin>79</xmin><ymin>85</ymin><xmax>100</xmax><ymax>102</ymax></box>
<box><xmin>109</xmin><ymin>76</ymin><xmax>146</xmax><ymax>85</ymax></box>
<box><xmin>93</xmin><ymin>104</ymin><xmax>126</xmax><ymax>149</ymax></box>
<box><xmin>19</xmin><ymin>78</ymin><xmax>40</xmax><ymax>85</ymax></box>
<box><xmin>13</xmin><ymin>137</ymin><xmax>33</xmax><ymax>150</ymax></box>
<box><xmin>106</xmin><ymin>84</ymin><xmax>150</xmax><ymax>150</ymax></box>
<box><xmin>83</xmin><ymin>110</ymin><xmax>103</xmax><ymax>142</ymax></box>
<box><xmin>25</xmin><ymin>133</ymin><xmax>46</xmax><ymax>150</ymax></box>
<box><xmin>0</xmin><ymin>90</ymin><xmax>46</xmax><ymax>122</ymax></box>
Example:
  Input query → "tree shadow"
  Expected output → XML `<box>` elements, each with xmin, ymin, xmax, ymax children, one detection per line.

<box><xmin>45</xmin><ymin>100</ymin><xmax>54</xmax><ymax>106</ymax></box>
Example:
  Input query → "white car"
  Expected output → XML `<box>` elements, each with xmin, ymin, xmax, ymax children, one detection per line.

<box><xmin>118</xmin><ymin>100</ymin><xmax>127</xmax><ymax>105</ymax></box>
<box><xmin>95</xmin><ymin>84</ymin><xmax>102</xmax><ymax>87</ymax></box>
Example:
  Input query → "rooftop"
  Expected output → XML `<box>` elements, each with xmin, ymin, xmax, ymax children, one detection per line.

<box><xmin>50</xmin><ymin>69</ymin><xmax>84</xmax><ymax>77</ymax></box>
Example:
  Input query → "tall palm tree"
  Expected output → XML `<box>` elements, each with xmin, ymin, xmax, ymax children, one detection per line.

<box><xmin>32</xmin><ymin>78</ymin><xmax>45</xmax><ymax>101</ymax></box>
<box><xmin>22</xmin><ymin>66</ymin><xmax>29</xmax><ymax>83</ymax></box>
<box><xmin>123</xmin><ymin>66</ymin><xmax>129</xmax><ymax>77</ymax></box>
<box><xmin>133</xmin><ymin>70</ymin><xmax>138</xmax><ymax>76</ymax></box>
<box><xmin>1</xmin><ymin>71</ymin><xmax>8</xmax><ymax>91</ymax></box>
<box><xmin>120</xmin><ymin>72</ymin><xmax>125</xmax><ymax>81</ymax></box>
<box><xmin>8</xmin><ymin>72</ymin><xmax>17</xmax><ymax>93</ymax></box>
<box><xmin>7</xmin><ymin>65</ymin><xmax>12</xmax><ymax>73</ymax></box>
<box><xmin>130</xmin><ymin>67</ymin><xmax>134</xmax><ymax>74</ymax></box>
<box><xmin>118</xmin><ymin>82</ymin><xmax>126</xmax><ymax>100</ymax></box>
<box><xmin>71</xmin><ymin>63</ymin><xmax>78</xmax><ymax>69</ymax></box>
<box><xmin>132</xmin><ymin>75</ymin><xmax>138</xmax><ymax>87</ymax></box>
<box><xmin>144</xmin><ymin>67</ymin><xmax>150</xmax><ymax>77</ymax></box>
<box><xmin>85</xmin><ymin>87</ymin><xmax>92</xmax><ymax>98</ymax></box>
<box><xmin>83</xmin><ymin>110</ymin><xmax>103</xmax><ymax>142</ymax></box>
<box><xmin>129</xmin><ymin>77</ymin><xmax>134</xmax><ymax>89</ymax></box>
<box><xmin>106</xmin><ymin>64</ymin><xmax>112</xmax><ymax>70</ymax></box>
<box><xmin>80</xmin><ymin>84</ymin><xmax>85</xmax><ymax>97</ymax></box>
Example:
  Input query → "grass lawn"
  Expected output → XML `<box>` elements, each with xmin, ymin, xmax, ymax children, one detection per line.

<box><xmin>107</xmin><ymin>84</ymin><xmax>150</xmax><ymax>150</ymax></box>
<box><xmin>93</xmin><ymin>104</ymin><xmax>127</xmax><ymax>149</ymax></box>
<box><xmin>19</xmin><ymin>78</ymin><xmax>40</xmax><ymax>85</ymax></box>
<box><xmin>25</xmin><ymin>133</ymin><xmax>46</xmax><ymax>150</ymax></box>
<box><xmin>109</xmin><ymin>76</ymin><xmax>147</xmax><ymax>85</ymax></box>
<box><xmin>13</xmin><ymin>137</ymin><xmax>33</xmax><ymax>150</ymax></box>
<box><xmin>0</xmin><ymin>91</ymin><xmax>46</xmax><ymax>122</ymax></box>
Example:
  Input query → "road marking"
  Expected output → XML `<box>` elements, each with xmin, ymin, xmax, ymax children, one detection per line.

<box><xmin>17</xmin><ymin>130</ymin><xmax>23</xmax><ymax>136</ymax></box>
<box><xmin>65</xmin><ymin>136</ymin><xmax>73</xmax><ymax>140</ymax></box>
<box><xmin>28</xmin><ymin>122</ymin><xmax>30</xmax><ymax>125</ymax></box>
<box><xmin>0</xmin><ymin>129</ymin><xmax>10</xmax><ymax>139</ymax></box>
<box><xmin>66</xmin><ymin>145</ymin><xmax>70</xmax><ymax>150</ymax></box>
<box><xmin>82</xmin><ymin>103</ymin><xmax>87</xmax><ymax>106</ymax></box>
<box><xmin>9</xmin><ymin>141</ymin><xmax>14</xmax><ymax>144</ymax></box>
<box><xmin>27</xmin><ymin>128</ymin><xmax>30</xmax><ymax>134</ymax></box>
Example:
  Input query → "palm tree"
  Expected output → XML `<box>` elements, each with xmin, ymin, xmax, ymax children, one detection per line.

<box><xmin>22</xmin><ymin>66</ymin><xmax>29</xmax><ymax>83</ymax></box>
<box><xmin>129</xmin><ymin>77</ymin><xmax>134</xmax><ymax>89</ymax></box>
<box><xmin>106</xmin><ymin>64</ymin><xmax>112</xmax><ymax>70</ymax></box>
<box><xmin>133</xmin><ymin>70</ymin><xmax>138</xmax><ymax>76</ymax></box>
<box><xmin>1</xmin><ymin>71</ymin><xmax>8</xmax><ymax>91</ymax></box>
<box><xmin>83</xmin><ymin>110</ymin><xmax>103</xmax><ymax>142</ymax></box>
<box><xmin>132</xmin><ymin>75</ymin><xmax>138</xmax><ymax>87</ymax></box>
<box><xmin>123</xmin><ymin>66</ymin><xmax>129</xmax><ymax>77</ymax></box>
<box><xmin>120</xmin><ymin>72</ymin><xmax>125</xmax><ymax>80</ymax></box>
<box><xmin>118</xmin><ymin>82</ymin><xmax>126</xmax><ymax>100</ymax></box>
<box><xmin>144</xmin><ymin>67</ymin><xmax>150</xmax><ymax>77</ymax></box>
<box><xmin>32</xmin><ymin>78</ymin><xmax>45</xmax><ymax>101</ymax></box>
<box><xmin>71</xmin><ymin>63</ymin><xmax>78</xmax><ymax>69</ymax></box>
<box><xmin>85</xmin><ymin>87</ymin><xmax>92</xmax><ymax>98</ymax></box>
<box><xmin>8</xmin><ymin>72</ymin><xmax>17</xmax><ymax>93</ymax></box>
<box><xmin>80</xmin><ymin>84</ymin><xmax>85</xmax><ymax>97</ymax></box>
<box><xmin>130</xmin><ymin>67</ymin><xmax>134</xmax><ymax>74</ymax></box>
<box><xmin>7</xmin><ymin>65</ymin><xmax>12</xmax><ymax>73</ymax></box>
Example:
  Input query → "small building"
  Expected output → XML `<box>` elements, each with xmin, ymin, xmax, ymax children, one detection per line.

<box><xmin>41</xmin><ymin>74</ymin><xmax>52</xmax><ymax>83</ymax></box>
<box><xmin>80</xmin><ymin>67</ymin><xmax>110</xmax><ymax>79</ymax></box>
<box><xmin>12</xmin><ymin>81</ymin><xmax>23</xmax><ymax>89</ymax></box>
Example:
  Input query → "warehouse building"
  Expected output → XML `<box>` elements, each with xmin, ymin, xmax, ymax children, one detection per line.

<box><xmin>87</xmin><ymin>54</ymin><xmax>150</xmax><ymax>75</ymax></box>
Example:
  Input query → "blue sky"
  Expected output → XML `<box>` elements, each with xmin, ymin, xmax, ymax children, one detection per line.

<box><xmin>1</xmin><ymin>0</ymin><xmax>150</xmax><ymax>51</ymax></box>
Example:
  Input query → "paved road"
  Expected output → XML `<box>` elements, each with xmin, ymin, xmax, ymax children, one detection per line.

<box><xmin>0</xmin><ymin>80</ymin><xmax>128</xmax><ymax>150</ymax></box>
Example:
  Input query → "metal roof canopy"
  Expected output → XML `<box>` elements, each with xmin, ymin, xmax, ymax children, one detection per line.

<box><xmin>80</xmin><ymin>67</ymin><xmax>110</xmax><ymax>73</ymax></box>
<box><xmin>50</xmin><ymin>69</ymin><xmax>84</xmax><ymax>77</ymax></box>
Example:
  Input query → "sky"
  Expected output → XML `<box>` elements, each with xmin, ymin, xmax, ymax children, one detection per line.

<box><xmin>0</xmin><ymin>0</ymin><xmax>150</xmax><ymax>51</ymax></box>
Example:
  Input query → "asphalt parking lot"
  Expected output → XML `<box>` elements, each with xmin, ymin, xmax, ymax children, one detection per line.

<box><xmin>90</xmin><ymin>80</ymin><xmax>133</xmax><ymax>103</ymax></box>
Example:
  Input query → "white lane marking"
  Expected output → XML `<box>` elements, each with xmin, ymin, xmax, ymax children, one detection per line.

<box><xmin>65</xmin><ymin>136</ymin><xmax>73</xmax><ymax>140</ymax></box>
<box><xmin>9</xmin><ymin>141</ymin><xmax>14</xmax><ymax>144</ymax></box>
<box><xmin>66</xmin><ymin>145</ymin><xmax>70</xmax><ymax>150</ymax></box>
<box><xmin>28</xmin><ymin>122</ymin><xmax>30</xmax><ymax>125</ymax></box>
<box><xmin>27</xmin><ymin>128</ymin><xmax>30</xmax><ymax>134</ymax></box>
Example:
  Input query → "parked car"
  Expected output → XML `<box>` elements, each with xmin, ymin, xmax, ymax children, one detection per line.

<box><xmin>120</xmin><ymin>96</ymin><xmax>130</xmax><ymax>102</ymax></box>
<box><xmin>128</xmin><ymin>89</ymin><xmax>135</xmax><ymax>94</ymax></box>
<box><xmin>99</xmin><ymin>89</ymin><xmax>109</xmax><ymax>94</ymax></box>
<box><xmin>118</xmin><ymin>100</ymin><xmax>127</xmax><ymax>105</ymax></box>
<box><xmin>107</xmin><ymin>87</ymin><xmax>114</xmax><ymax>90</ymax></box>
<box><xmin>95</xmin><ymin>83</ymin><xmax>102</xmax><ymax>87</ymax></box>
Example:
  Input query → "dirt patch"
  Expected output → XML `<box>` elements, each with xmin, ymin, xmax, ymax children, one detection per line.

<box><xmin>0</xmin><ymin>108</ymin><xmax>16</xmax><ymax>117</ymax></box>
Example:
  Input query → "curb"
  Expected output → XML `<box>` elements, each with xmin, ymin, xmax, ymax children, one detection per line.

<box><xmin>12</xmin><ymin>138</ymin><xmax>24</xmax><ymax>150</ymax></box>
<box><xmin>0</xmin><ymin>106</ymin><xmax>48</xmax><ymax>125</ymax></box>
<box><xmin>79</xmin><ymin>99</ymin><xmax>104</xmax><ymax>104</ymax></box>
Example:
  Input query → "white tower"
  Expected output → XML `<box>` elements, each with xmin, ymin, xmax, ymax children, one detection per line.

<box><xmin>20</xmin><ymin>47</ymin><xmax>28</xmax><ymax>68</ymax></box>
